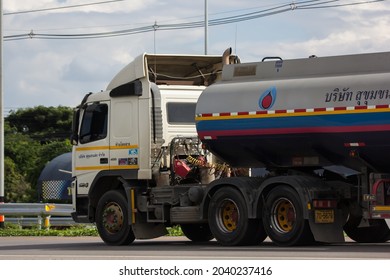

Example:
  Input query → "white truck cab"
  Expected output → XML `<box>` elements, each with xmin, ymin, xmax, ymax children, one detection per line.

<box><xmin>71</xmin><ymin>51</ymin><xmax>237</xmax><ymax>230</ymax></box>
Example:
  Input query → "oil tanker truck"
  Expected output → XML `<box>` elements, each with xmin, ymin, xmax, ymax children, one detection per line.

<box><xmin>70</xmin><ymin>48</ymin><xmax>390</xmax><ymax>246</ymax></box>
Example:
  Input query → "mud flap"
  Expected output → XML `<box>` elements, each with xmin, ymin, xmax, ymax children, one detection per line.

<box><xmin>308</xmin><ymin>209</ymin><xmax>345</xmax><ymax>243</ymax></box>
<box><xmin>132</xmin><ymin>223</ymin><xmax>168</xmax><ymax>239</ymax></box>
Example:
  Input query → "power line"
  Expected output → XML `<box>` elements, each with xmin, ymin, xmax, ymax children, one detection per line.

<box><xmin>3</xmin><ymin>0</ymin><xmax>386</xmax><ymax>41</ymax></box>
<box><xmin>4</xmin><ymin>0</ymin><xmax>125</xmax><ymax>16</ymax></box>
<box><xmin>297</xmin><ymin>0</ymin><xmax>385</xmax><ymax>9</ymax></box>
<box><xmin>1</xmin><ymin>1</ymin><xmax>323</xmax><ymax>40</ymax></box>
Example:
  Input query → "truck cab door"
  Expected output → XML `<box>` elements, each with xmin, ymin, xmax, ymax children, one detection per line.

<box><xmin>73</xmin><ymin>101</ymin><xmax>110</xmax><ymax>195</ymax></box>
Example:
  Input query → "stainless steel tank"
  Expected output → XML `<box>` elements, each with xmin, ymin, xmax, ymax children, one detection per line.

<box><xmin>196</xmin><ymin>52</ymin><xmax>390</xmax><ymax>172</ymax></box>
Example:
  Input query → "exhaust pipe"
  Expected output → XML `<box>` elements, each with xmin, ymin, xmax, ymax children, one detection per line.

<box><xmin>222</xmin><ymin>47</ymin><xmax>232</xmax><ymax>65</ymax></box>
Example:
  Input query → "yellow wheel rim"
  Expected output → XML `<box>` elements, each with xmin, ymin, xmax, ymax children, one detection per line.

<box><xmin>271</xmin><ymin>198</ymin><xmax>296</xmax><ymax>233</ymax></box>
<box><xmin>216</xmin><ymin>199</ymin><xmax>239</xmax><ymax>233</ymax></box>
<box><xmin>221</xmin><ymin>200</ymin><xmax>238</xmax><ymax>232</ymax></box>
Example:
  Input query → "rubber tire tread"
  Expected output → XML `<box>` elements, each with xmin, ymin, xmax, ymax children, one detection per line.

<box><xmin>344</xmin><ymin>217</ymin><xmax>390</xmax><ymax>243</ymax></box>
<box><xmin>180</xmin><ymin>223</ymin><xmax>214</xmax><ymax>242</ymax></box>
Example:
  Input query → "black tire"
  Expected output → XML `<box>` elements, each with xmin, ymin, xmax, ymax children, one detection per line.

<box><xmin>253</xmin><ymin>207</ymin><xmax>268</xmax><ymax>245</ymax></box>
<box><xmin>262</xmin><ymin>185</ymin><xmax>314</xmax><ymax>246</ymax></box>
<box><xmin>208</xmin><ymin>187</ymin><xmax>266</xmax><ymax>246</ymax></box>
<box><xmin>180</xmin><ymin>223</ymin><xmax>214</xmax><ymax>242</ymax></box>
<box><xmin>344</xmin><ymin>216</ymin><xmax>390</xmax><ymax>243</ymax></box>
<box><xmin>96</xmin><ymin>190</ymin><xmax>135</xmax><ymax>246</ymax></box>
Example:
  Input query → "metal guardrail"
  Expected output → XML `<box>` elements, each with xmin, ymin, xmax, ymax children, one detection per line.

<box><xmin>6</xmin><ymin>217</ymin><xmax>76</xmax><ymax>227</ymax></box>
<box><xmin>0</xmin><ymin>203</ymin><xmax>73</xmax><ymax>216</ymax></box>
<box><xmin>0</xmin><ymin>203</ymin><xmax>74</xmax><ymax>228</ymax></box>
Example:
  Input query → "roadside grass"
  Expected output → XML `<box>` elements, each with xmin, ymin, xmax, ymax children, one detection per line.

<box><xmin>0</xmin><ymin>223</ymin><xmax>183</xmax><ymax>237</ymax></box>
<box><xmin>0</xmin><ymin>223</ymin><xmax>99</xmax><ymax>237</ymax></box>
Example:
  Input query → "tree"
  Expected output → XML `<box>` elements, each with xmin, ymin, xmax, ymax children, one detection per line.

<box><xmin>4</xmin><ymin>157</ymin><xmax>32</xmax><ymax>203</ymax></box>
<box><xmin>6</xmin><ymin>105</ymin><xmax>73</xmax><ymax>142</ymax></box>
<box><xmin>4</xmin><ymin>106</ymin><xmax>73</xmax><ymax>202</ymax></box>
<box><xmin>4</xmin><ymin>123</ymin><xmax>41</xmax><ymax>177</ymax></box>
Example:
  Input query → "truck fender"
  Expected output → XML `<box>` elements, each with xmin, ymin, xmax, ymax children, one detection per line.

<box><xmin>87</xmin><ymin>170</ymin><xmax>138</xmax><ymax>222</ymax></box>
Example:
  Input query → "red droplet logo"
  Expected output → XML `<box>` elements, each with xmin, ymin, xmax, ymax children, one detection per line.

<box><xmin>261</xmin><ymin>92</ymin><xmax>273</xmax><ymax>109</ymax></box>
<box><xmin>259</xmin><ymin>87</ymin><xmax>276</xmax><ymax>110</ymax></box>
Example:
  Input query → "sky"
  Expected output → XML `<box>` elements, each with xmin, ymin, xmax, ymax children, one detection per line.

<box><xmin>2</xmin><ymin>0</ymin><xmax>390</xmax><ymax>114</ymax></box>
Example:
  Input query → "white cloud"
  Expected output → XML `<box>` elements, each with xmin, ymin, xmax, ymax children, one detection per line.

<box><xmin>229</xmin><ymin>2</ymin><xmax>390</xmax><ymax>61</ymax></box>
<box><xmin>3</xmin><ymin>0</ymin><xmax>390</xmax><ymax>111</ymax></box>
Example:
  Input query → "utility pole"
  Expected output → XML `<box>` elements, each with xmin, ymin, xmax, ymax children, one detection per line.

<box><xmin>0</xmin><ymin>0</ymin><xmax>5</xmax><ymax>228</ymax></box>
<box><xmin>204</xmin><ymin>0</ymin><xmax>208</xmax><ymax>55</ymax></box>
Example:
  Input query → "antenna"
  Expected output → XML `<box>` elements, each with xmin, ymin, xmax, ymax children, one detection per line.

<box><xmin>234</xmin><ymin>24</ymin><xmax>237</xmax><ymax>54</ymax></box>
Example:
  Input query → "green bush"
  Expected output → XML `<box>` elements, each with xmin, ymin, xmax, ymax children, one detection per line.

<box><xmin>0</xmin><ymin>223</ymin><xmax>183</xmax><ymax>237</ymax></box>
<box><xmin>0</xmin><ymin>223</ymin><xmax>98</xmax><ymax>237</ymax></box>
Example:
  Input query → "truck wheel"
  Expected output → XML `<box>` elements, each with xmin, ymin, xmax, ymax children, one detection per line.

<box><xmin>96</xmin><ymin>190</ymin><xmax>135</xmax><ymax>246</ymax></box>
<box><xmin>208</xmin><ymin>187</ymin><xmax>263</xmax><ymax>246</ymax></box>
<box><xmin>180</xmin><ymin>223</ymin><xmax>214</xmax><ymax>242</ymax></box>
<box><xmin>344</xmin><ymin>217</ymin><xmax>390</xmax><ymax>243</ymax></box>
<box><xmin>262</xmin><ymin>185</ymin><xmax>314</xmax><ymax>246</ymax></box>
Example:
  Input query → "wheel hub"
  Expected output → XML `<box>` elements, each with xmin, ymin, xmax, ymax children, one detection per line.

<box><xmin>271</xmin><ymin>198</ymin><xmax>296</xmax><ymax>233</ymax></box>
<box><xmin>217</xmin><ymin>199</ymin><xmax>239</xmax><ymax>233</ymax></box>
<box><xmin>102</xmin><ymin>202</ymin><xmax>124</xmax><ymax>234</ymax></box>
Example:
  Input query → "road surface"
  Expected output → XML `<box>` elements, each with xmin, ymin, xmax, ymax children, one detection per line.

<box><xmin>0</xmin><ymin>236</ymin><xmax>389</xmax><ymax>260</ymax></box>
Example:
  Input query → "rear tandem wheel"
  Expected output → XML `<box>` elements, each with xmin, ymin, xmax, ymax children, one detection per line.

<box><xmin>262</xmin><ymin>185</ymin><xmax>314</xmax><ymax>246</ymax></box>
<box><xmin>208</xmin><ymin>187</ymin><xmax>267</xmax><ymax>246</ymax></box>
<box><xmin>344</xmin><ymin>216</ymin><xmax>390</xmax><ymax>243</ymax></box>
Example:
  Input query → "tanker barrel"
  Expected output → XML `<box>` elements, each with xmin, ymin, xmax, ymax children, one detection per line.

<box><xmin>196</xmin><ymin>51</ymin><xmax>390</xmax><ymax>171</ymax></box>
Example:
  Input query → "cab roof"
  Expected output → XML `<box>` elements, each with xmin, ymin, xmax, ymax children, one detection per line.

<box><xmin>106</xmin><ymin>53</ymin><xmax>239</xmax><ymax>90</ymax></box>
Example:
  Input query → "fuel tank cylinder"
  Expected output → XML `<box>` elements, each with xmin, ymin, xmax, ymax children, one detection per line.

<box><xmin>195</xmin><ymin>52</ymin><xmax>390</xmax><ymax>172</ymax></box>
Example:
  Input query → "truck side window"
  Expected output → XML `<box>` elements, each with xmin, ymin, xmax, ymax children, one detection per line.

<box><xmin>167</xmin><ymin>102</ymin><xmax>196</xmax><ymax>124</ymax></box>
<box><xmin>79</xmin><ymin>103</ymin><xmax>108</xmax><ymax>144</ymax></box>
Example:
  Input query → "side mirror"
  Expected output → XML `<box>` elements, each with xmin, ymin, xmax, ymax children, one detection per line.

<box><xmin>70</xmin><ymin>133</ymin><xmax>78</xmax><ymax>145</ymax></box>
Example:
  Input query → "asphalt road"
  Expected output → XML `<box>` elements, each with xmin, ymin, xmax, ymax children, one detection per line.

<box><xmin>0</xmin><ymin>236</ymin><xmax>389</xmax><ymax>260</ymax></box>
